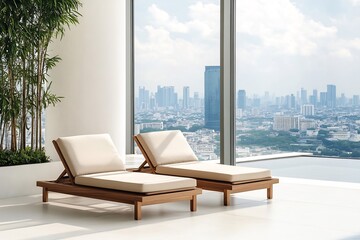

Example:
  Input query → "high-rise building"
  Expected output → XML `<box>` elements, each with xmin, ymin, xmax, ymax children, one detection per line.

<box><xmin>291</xmin><ymin>94</ymin><xmax>296</xmax><ymax>109</ymax></box>
<box><xmin>353</xmin><ymin>95</ymin><xmax>360</xmax><ymax>106</ymax></box>
<box><xmin>155</xmin><ymin>86</ymin><xmax>178</xmax><ymax>108</ymax></box>
<box><xmin>275</xmin><ymin>97</ymin><xmax>281</xmax><ymax>106</ymax></box>
<box><xmin>204</xmin><ymin>66</ymin><xmax>220</xmax><ymax>130</ymax></box>
<box><xmin>149</xmin><ymin>93</ymin><xmax>156</xmax><ymax>109</ymax></box>
<box><xmin>253</xmin><ymin>98</ymin><xmax>261</xmax><ymax>108</ymax></box>
<box><xmin>320</xmin><ymin>92</ymin><xmax>327</xmax><ymax>107</ymax></box>
<box><xmin>263</xmin><ymin>91</ymin><xmax>270</xmax><ymax>106</ymax></box>
<box><xmin>138</xmin><ymin>86</ymin><xmax>149</xmax><ymax>110</ymax></box>
<box><xmin>326</xmin><ymin>84</ymin><xmax>336</xmax><ymax>108</ymax></box>
<box><xmin>301</xmin><ymin>88</ymin><xmax>307</xmax><ymax>105</ymax></box>
<box><xmin>301</xmin><ymin>104</ymin><xmax>315</xmax><ymax>116</ymax></box>
<box><xmin>339</xmin><ymin>93</ymin><xmax>347</xmax><ymax>106</ymax></box>
<box><xmin>312</xmin><ymin>89</ymin><xmax>318</xmax><ymax>106</ymax></box>
<box><xmin>183</xmin><ymin>86</ymin><xmax>190</xmax><ymax>109</ymax></box>
<box><xmin>273</xmin><ymin>115</ymin><xmax>300</xmax><ymax>131</ymax></box>
<box><xmin>237</xmin><ymin>90</ymin><xmax>246</xmax><ymax>110</ymax></box>
<box><xmin>193</xmin><ymin>92</ymin><xmax>200</xmax><ymax>109</ymax></box>
<box><xmin>285</xmin><ymin>95</ymin><xmax>290</xmax><ymax>108</ymax></box>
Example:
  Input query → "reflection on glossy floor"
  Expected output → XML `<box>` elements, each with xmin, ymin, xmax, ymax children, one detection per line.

<box><xmin>1</xmin><ymin>178</ymin><xmax>360</xmax><ymax>240</ymax></box>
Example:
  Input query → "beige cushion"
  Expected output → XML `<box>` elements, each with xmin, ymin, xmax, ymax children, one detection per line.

<box><xmin>136</xmin><ymin>130</ymin><xmax>198</xmax><ymax>167</ymax></box>
<box><xmin>75</xmin><ymin>171</ymin><xmax>196</xmax><ymax>193</ymax></box>
<box><xmin>156</xmin><ymin>162</ymin><xmax>271</xmax><ymax>183</ymax></box>
<box><xmin>56</xmin><ymin>134</ymin><xmax>125</xmax><ymax>177</ymax></box>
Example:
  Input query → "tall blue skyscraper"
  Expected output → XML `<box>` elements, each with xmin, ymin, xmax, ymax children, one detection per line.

<box><xmin>204</xmin><ymin>66</ymin><xmax>220</xmax><ymax>130</ymax></box>
<box><xmin>237</xmin><ymin>90</ymin><xmax>246</xmax><ymax>109</ymax></box>
<box><xmin>327</xmin><ymin>84</ymin><xmax>336</xmax><ymax>108</ymax></box>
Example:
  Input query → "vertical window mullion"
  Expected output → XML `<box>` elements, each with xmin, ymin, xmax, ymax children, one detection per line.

<box><xmin>220</xmin><ymin>0</ymin><xmax>236</xmax><ymax>165</ymax></box>
<box><xmin>126</xmin><ymin>0</ymin><xmax>135</xmax><ymax>154</ymax></box>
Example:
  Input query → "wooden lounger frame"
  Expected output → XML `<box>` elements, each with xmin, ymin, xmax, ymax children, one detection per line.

<box><xmin>36</xmin><ymin>140</ymin><xmax>201</xmax><ymax>220</ymax></box>
<box><xmin>134</xmin><ymin>136</ymin><xmax>279</xmax><ymax>206</ymax></box>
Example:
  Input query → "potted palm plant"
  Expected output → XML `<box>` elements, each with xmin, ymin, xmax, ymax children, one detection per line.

<box><xmin>0</xmin><ymin>0</ymin><xmax>81</xmax><ymax>198</ymax></box>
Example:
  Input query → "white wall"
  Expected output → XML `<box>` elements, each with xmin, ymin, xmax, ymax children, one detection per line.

<box><xmin>46</xmin><ymin>0</ymin><xmax>127</xmax><ymax>160</ymax></box>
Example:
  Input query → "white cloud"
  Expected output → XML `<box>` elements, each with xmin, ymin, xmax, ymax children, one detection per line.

<box><xmin>147</xmin><ymin>3</ymin><xmax>220</xmax><ymax>39</ymax></box>
<box><xmin>349</xmin><ymin>38</ymin><xmax>360</xmax><ymax>50</ymax></box>
<box><xmin>148</xmin><ymin>4</ymin><xmax>188</xmax><ymax>33</ymax></box>
<box><xmin>135</xmin><ymin>1</ymin><xmax>360</xmax><ymax>96</ymax></box>
<box><xmin>327</xmin><ymin>38</ymin><xmax>360</xmax><ymax>59</ymax></box>
<box><xmin>188</xmin><ymin>2</ymin><xmax>220</xmax><ymax>38</ymax></box>
<box><xmin>236</xmin><ymin>0</ymin><xmax>337</xmax><ymax>56</ymax></box>
<box><xmin>349</xmin><ymin>0</ymin><xmax>360</xmax><ymax>6</ymax></box>
<box><xmin>330</xmin><ymin>48</ymin><xmax>352</xmax><ymax>58</ymax></box>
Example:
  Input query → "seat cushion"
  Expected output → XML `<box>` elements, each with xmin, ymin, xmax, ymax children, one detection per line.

<box><xmin>156</xmin><ymin>162</ymin><xmax>271</xmax><ymax>183</ymax></box>
<box><xmin>75</xmin><ymin>171</ymin><xmax>196</xmax><ymax>193</ymax></box>
<box><xmin>136</xmin><ymin>130</ymin><xmax>198</xmax><ymax>167</ymax></box>
<box><xmin>56</xmin><ymin>134</ymin><xmax>125</xmax><ymax>177</ymax></box>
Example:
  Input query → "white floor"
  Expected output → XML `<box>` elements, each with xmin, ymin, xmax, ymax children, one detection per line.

<box><xmin>1</xmin><ymin>177</ymin><xmax>360</xmax><ymax>240</ymax></box>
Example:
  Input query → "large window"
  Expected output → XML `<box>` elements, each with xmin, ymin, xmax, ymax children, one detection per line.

<box><xmin>134</xmin><ymin>0</ymin><xmax>220</xmax><ymax>160</ymax></box>
<box><xmin>130</xmin><ymin>0</ymin><xmax>360</xmax><ymax>163</ymax></box>
<box><xmin>235</xmin><ymin>0</ymin><xmax>360</xmax><ymax>159</ymax></box>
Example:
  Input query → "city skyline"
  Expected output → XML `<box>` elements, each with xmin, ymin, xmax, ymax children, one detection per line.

<box><xmin>135</xmin><ymin>79</ymin><xmax>360</xmax><ymax>160</ymax></box>
<box><xmin>136</xmin><ymin>83</ymin><xmax>360</xmax><ymax>108</ymax></box>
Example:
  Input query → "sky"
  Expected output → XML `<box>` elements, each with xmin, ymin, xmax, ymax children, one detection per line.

<box><xmin>134</xmin><ymin>0</ymin><xmax>360</xmax><ymax>98</ymax></box>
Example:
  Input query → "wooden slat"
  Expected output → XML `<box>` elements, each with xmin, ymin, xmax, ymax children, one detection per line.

<box><xmin>180</xmin><ymin>177</ymin><xmax>279</xmax><ymax>206</ymax></box>
<box><xmin>56</xmin><ymin>170</ymin><xmax>68</xmax><ymax>182</ymax></box>
<box><xmin>52</xmin><ymin>140</ymin><xmax>75</xmax><ymax>184</ymax></box>
<box><xmin>134</xmin><ymin>136</ymin><xmax>157</xmax><ymax>173</ymax></box>
<box><xmin>37</xmin><ymin>181</ymin><xmax>142</xmax><ymax>204</ymax></box>
<box><xmin>141</xmin><ymin>189</ymin><xmax>202</xmax><ymax>206</ymax></box>
<box><xmin>196</xmin><ymin>179</ymin><xmax>233</xmax><ymax>192</ymax></box>
<box><xmin>231</xmin><ymin>178</ymin><xmax>279</xmax><ymax>192</ymax></box>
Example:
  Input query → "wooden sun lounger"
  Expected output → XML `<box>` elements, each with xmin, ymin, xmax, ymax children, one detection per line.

<box><xmin>37</xmin><ymin>139</ymin><xmax>201</xmax><ymax>220</ymax></box>
<box><xmin>134</xmin><ymin>133</ymin><xmax>279</xmax><ymax>206</ymax></box>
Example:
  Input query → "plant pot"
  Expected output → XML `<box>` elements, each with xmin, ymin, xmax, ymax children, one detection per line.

<box><xmin>0</xmin><ymin>161</ymin><xmax>63</xmax><ymax>199</ymax></box>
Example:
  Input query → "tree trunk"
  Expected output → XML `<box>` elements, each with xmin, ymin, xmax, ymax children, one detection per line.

<box><xmin>8</xmin><ymin>65</ymin><xmax>17</xmax><ymax>151</ymax></box>
<box><xmin>0</xmin><ymin>122</ymin><xmax>6</xmax><ymax>150</ymax></box>
<box><xmin>0</xmin><ymin>118</ymin><xmax>4</xmax><ymax>150</ymax></box>
<box><xmin>20</xmin><ymin>58</ymin><xmax>27</xmax><ymax>150</ymax></box>
<box><xmin>30</xmin><ymin>49</ymin><xmax>35</xmax><ymax>150</ymax></box>
<box><xmin>36</xmin><ymin>45</ymin><xmax>43</xmax><ymax>150</ymax></box>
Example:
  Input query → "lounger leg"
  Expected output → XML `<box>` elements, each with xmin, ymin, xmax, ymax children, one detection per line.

<box><xmin>42</xmin><ymin>188</ymin><xmax>48</xmax><ymax>202</ymax></box>
<box><xmin>134</xmin><ymin>202</ymin><xmax>142</xmax><ymax>220</ymax></box>
<box><xmin>267</xmin><ymin>186</ymin><xmax>273</xmax><ymax>199</ymax></box>
<box><xmin>190</xmin><ymin>195</ymin><xmax>197</xmax><ymax>212</ymax></box>
<box><xmin>224</xmin><ymin>190</ymin><xmax>231</xmax><ymax>206</ymax></box>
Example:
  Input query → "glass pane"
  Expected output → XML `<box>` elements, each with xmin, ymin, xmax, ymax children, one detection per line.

<box><xmin>134</xmin><ymin>0</ymin><xmax>220</xmax><ymax>160</ymax></box>
<box><xmin>236</xmin><ymin>0</ymin><xmax>360</xmax><ymax>159</ymax></box>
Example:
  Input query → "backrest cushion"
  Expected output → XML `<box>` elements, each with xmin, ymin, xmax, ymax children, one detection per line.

<box><xmin>56</xmin><ymin>134</ymin><xmax>125</xmax><ymax>176</ymax></box>
<box><xmin>136</xmin><ymin>130</ymin><xmax>198</xmax><ymax>167</ymax></box>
